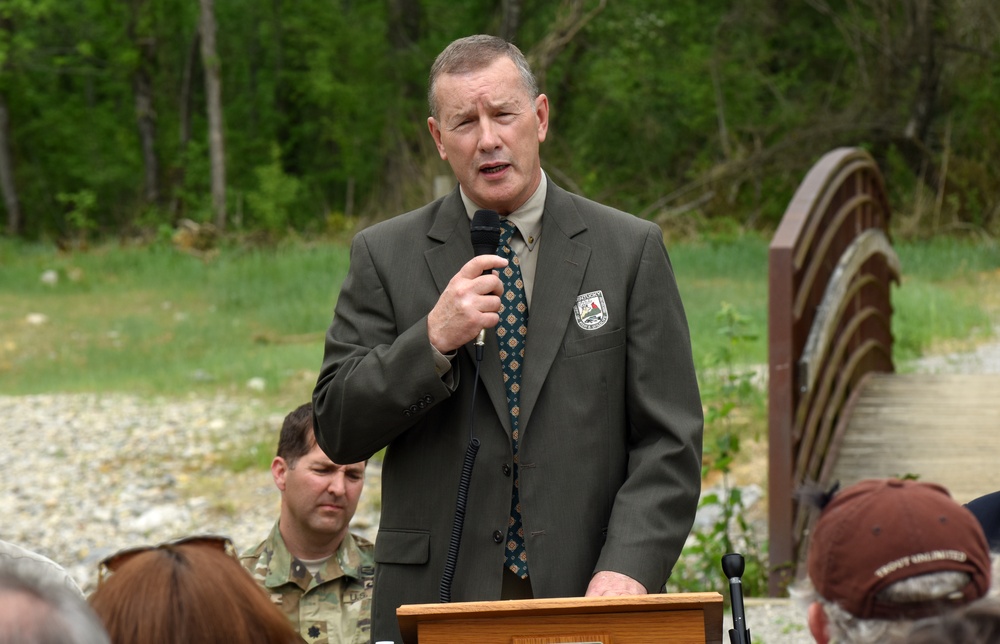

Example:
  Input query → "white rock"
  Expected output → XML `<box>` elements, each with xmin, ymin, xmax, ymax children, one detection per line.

<box><xmin>246</xmin><ymin>377</ymin><xmax>266</xmax><ymax>392</ymax></box>
<box><xmin>26</xmin><ymin>313</ymin><xmax>48</xmax><ymax>325</ymax></box>
<box><xmin>130</xmin><ymin>505</ymin><xmax>191</xmax><ymax>532</ymax></box>
<box><xmin>40</xmin><ymin>270</ymin><xmax>58</xmax><ymax>285</ymax></box>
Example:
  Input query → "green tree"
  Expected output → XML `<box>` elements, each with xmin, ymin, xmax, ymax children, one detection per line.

<box><xmin>2</xmin><ymin>0</ymin><xmax>999</xmax><ymax>239</ymax></box>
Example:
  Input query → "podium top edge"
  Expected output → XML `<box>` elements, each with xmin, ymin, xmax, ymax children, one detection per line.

<box><xmin>396</xmin><ymin>591</ymin><xmax>723</xmax><ymax>617</ymax></box>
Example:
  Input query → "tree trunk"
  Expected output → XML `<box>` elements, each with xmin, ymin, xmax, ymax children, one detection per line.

<box><xmin>381</xmin><ymin>0</ymin><xmax>426</xmax><ymax>214</ymax></box>
<box><xmin>199</xmin><ymin>0</ymin><xmax>227</xmax><ymax>231</ymax></box>
<box><xmin>499</xmin><ymin>0</ymin><xmax>522</xmax><ymax>42</ymax></box>
<box><xmin>387</xmin><ymin>0</ymin><xmax>421</xmax><ymax>51</ymax></box>
<box><xmin>0</xmin><ymin>92</ymin><xmax>21</xmax><ymax>236</ymax></box>
<box><xmin>129</xmin><ymin>0</ymin><xmax>159</xmax><ymax>205</ymax></box>
<box><xmin>528</xmin><ymin>0</ymin><xmax>607</xmax><ymax>90</ymax></box>
<box><xmin>133</xmin><ymin>74</ymin><xmax>159</xmax><ymax>204</ymax></box>
<box><xmin>0</xmin><ymin>10</ymin><xmax>20</xmax><ymax>236</ymax></box>
<box><xmin>169</xmin><ymin>30</ymin><xmax>200</xmax><ymax>219</ymax></box>
<box><xmin>904</xmin><ymin>0</ymin><xmax>945</xmax><ymax>144</ymax></box>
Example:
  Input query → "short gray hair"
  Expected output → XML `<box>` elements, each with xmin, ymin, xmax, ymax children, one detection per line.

<box><xmin>792</xmin><ymin>565</ymin><xmax>996</xmax><ymax>644</ymax></box>
<box><xmin>427</xmin><ymin>34</ymin><xmax>539</xmax><ymax>118</ymax></box>
<box><xmin>0</xmin><ymin>567</ymin><xmax>109</xmax><ymax>644</ymax></box>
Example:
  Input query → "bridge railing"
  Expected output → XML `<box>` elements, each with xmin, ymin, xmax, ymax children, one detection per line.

<box><xmin>767</xmin><ymin>147</ymin><xmax>901</xmax><ymax>595</ymax></box>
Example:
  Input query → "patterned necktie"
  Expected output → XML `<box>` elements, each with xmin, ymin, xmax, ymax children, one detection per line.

<box><xmin>497</xmin><ymin>219</ymin><xmax>529</xmax><ymax>579</ymax></box>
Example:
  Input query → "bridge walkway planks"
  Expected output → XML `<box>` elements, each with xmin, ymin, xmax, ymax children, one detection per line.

<box><xmin>831</xmin><ymin>373</ymin><xmax>1000</xmax><ymax>504</ymax></box>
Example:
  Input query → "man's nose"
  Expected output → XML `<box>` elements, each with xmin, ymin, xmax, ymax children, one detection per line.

<box><xmin>478</xmin><ymin>117</ymin><xmax>501</xmax><ymax>150</ymax></box>
<box><xmin>327</xmin><ymin>474</ymin><xmax>346</xmax><ymax>495</ymax></box>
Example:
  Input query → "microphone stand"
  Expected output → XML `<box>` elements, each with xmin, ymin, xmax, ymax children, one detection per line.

<box><xmin>722</xmin><ymin>552</ymin><xmax>752</xmax><ymax>644</ymax></box>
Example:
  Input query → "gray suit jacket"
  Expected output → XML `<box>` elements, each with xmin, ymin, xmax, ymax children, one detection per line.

<box><xmin>313</xmin><ymin>179</ymin><xmax>703</xmax><ymax>644</ymax></box>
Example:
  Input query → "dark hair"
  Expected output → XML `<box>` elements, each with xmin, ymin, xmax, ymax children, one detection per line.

<box><xmin>0</xmin><ymin>569</ymin><xmax>108</xmax><ymax>644</ymax></box>
<box><xmin>88</xmin><ymin>543</ymin><xmax>299</xmax><ymax>644</ymax></box>
<box><xmin>276</xmin><ymin>402</ymin><xmax>315</xmax><ymax>466</ymax></box>
<box><xmin>428</xmin><ymin>34</ymin><xmax>538</xmax><ymax>118</ymax></box>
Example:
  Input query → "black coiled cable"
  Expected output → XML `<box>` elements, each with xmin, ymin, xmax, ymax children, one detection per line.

<box><xmin>439</xmin><ymin>354</ymin><xmax>485</xmax><ymax>603</ymax></box>
<box><xmin>439</xmin><ymin>436</ymin><xmax>480</xmax><ymax>603</ymax></box>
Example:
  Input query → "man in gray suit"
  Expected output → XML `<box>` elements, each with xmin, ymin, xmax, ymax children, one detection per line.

<box><xmin>313</xmin><ymin>34</ymin><xmax>703</xmax><ymax>643</ymax></box>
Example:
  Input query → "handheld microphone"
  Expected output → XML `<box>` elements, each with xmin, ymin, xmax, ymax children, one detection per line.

<box><xmin>469</xmin><ymin>209</ymin><xmax>501</xmax><ymax>351</ymax></box>
<box><xmin>722</xmin><ymin>552</ymin><xmax>752</xmax><ymax>644</ymax></box>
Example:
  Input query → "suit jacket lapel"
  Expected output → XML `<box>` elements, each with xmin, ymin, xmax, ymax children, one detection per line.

<box><xmin>424</xmin><ymin>190</ymin><xmax>511</xmax><ymax>434</ymax></box>
<box><xmin>520</xmin><ymin>182</ymin><xmax>590</xmax><ymax>433</ymax></box>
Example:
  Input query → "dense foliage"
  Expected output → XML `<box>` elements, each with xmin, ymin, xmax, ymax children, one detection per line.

<box><xmin>2</xmin><ymin>0</ymin><xmax>998</xmax><ymax>240</ymax></box>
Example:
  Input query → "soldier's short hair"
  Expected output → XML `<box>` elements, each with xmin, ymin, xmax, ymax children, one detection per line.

<box><xmin>276</xmin><ymin>402</ymin><xmax>315</xmax><ymax>467</ymax></box>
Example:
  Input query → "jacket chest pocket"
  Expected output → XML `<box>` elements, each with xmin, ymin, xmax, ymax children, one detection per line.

<box><xmin>373</xmin><ymin>529</ymin><xmax>429</xmax><ymax>565</ymax></box>
<box><xmin>563</xmin><ymin>327</ymin><xmax>625</xmax><ymax>358</ymax></box>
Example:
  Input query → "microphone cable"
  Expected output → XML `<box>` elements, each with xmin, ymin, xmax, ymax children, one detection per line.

<box><xmin>439</xmin><ymin>353</ymin><xmax>483</xmax><ymax>603</ymax></box>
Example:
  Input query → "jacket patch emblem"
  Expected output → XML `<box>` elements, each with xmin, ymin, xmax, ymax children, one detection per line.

<box><xmin>574</xmin><ymin>291</ymin><xmax>608</xmax><ymax>330</ymax></box>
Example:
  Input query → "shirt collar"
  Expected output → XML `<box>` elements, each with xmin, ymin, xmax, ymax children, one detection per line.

<box><xmin>261</xmin><ymin>520</ymin><xmax>363</xmax><ymax>592</ymax></box>
<box><xmin>460</xmin><ymin>171</ymin><xmax>545</xmax><ymax>252</ymax></box>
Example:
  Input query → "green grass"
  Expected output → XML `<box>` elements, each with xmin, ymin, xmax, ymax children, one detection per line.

<box><xmin>2</xmin><ymin>234</ymin><xmax>997</xmax><ymax>406</ymax></box>
<box><xmin>0</xmin><ymin>239</ymin><xmax>348</xmax><ymax>408</ymax></box>
<box><xmin>669</xmin><ymin>233</ymin><xmax>1000</xmax><ymax>372</ymax></box>
<box><xmin>892</xmin><ymin>237</ymin><xmax>1000</xmax><ymax>363</ymax></box>
<box><xmin>668</xmin><ymin>234</ymin><xmax>770</xmax><ymax>368</ymax></box>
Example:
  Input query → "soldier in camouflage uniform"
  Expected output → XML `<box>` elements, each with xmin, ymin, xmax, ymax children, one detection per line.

<box><xmin>241</xmin><ymin>403</ymin><xmax>375</xmax><ymax>644</ymax></box>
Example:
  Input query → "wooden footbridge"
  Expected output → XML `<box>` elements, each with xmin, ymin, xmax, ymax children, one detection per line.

<box><xmin>766</xmin><ymin>147</ymin><xmax>1000</xmax><ymax>595</ymax></box>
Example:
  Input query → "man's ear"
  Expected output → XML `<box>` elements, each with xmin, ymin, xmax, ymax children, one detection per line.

<box><xmin>427</xmin><ymin>117</ymin><xmax>448</xmax><ymax>160</ymax></box>
<box><xmin>534</xmin><ymin>93</ymin><xmax>549</xmax><ymax>143</ymax></box>
<box><xmin>272</xmin><ymin>456</ymin><xmax>288</xmax><ymax>491</ymax></box>
<box><xmin>807</xmin><ymin>601</ymin><xmax>829</xmax><ymax>644</ymax></box>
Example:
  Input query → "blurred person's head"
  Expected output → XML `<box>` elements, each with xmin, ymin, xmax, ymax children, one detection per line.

<box><xmin>0</xmin><ymin>566</ymin><xmax>108</xmax><ymax>644</ymax></box>
<box><xmin>793</xmin><ymin>478</ymin><xmax>992</xmax><ymax>644</ymax></box>
<box><xmin>0</xmin><ymin>539</ymin><xmax>84</xmax><ymax>598</ymax></box>
<box><xmin>963</xmin><ymin>489</ymin><xmax>1000</xmax><ymax>551</ymax></box>
<box><xmin>273</xmin><ymin>403</ymin><xmax>365</xmax><ymax>558</ymax></box>
<box><xmin>88</xmin><ymin>536</ymin><xmax>299</xmax><ymax>644</ymax></box>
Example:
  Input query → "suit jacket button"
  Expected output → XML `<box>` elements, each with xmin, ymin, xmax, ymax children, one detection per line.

<box><xmin>502</xmin><ymin>464</ymin><xmax>511</xmax><ymax>477</ymax></box>
<box><xmin>492</xmin><ymin>530</ymin><xmax>504</xmax><ymax>544</ymax></box>
<box><xmin>409</xmin><ymin>404</ymin><xmax>418</xmax><ymax>414</ymax></box>
<box><xmin>403</xmin><ymin>409</ymin><xmax>411</xmax><ymax>417</ymax></box>
<box><xmin>423</xmin><ymin>395</ymin><xmax>434</xmax><ymax>404</ymax></box>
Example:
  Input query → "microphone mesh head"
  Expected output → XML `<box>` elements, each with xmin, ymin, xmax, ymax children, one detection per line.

<box><xmin>470</xmin><ymin>209</ymin><xmax>501</xmax><ymax>256</ymax></box>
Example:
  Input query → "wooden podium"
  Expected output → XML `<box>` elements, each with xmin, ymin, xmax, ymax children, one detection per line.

<box><xmin>396</xmin><ymin>592</ymin><xmax>723</xmax><ymax>644</ymax></box>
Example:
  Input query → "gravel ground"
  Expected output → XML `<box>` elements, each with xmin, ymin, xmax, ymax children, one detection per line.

<box><xmin>1</xmin><ymin>390</ymin><xmax>802</xmax><ymax>639</ymax></box>
<box><xmin>0</xmin><ymin>391</ymin><xmax>809</xmax><ymax>643</ymax></box>
<box><xmin>1</xmin><ymin>331</ymin><xmax>996</xmax><ymax>641</ymax></box>
<box><xmin>0</xmin><ymin>393</ymin><xmax>382</xmax><ymax>596</ymax></box>
<box><xmin>907</xmin><ymin>326</ymin><xmax>1000</xmax><ymax>375</ymax></box>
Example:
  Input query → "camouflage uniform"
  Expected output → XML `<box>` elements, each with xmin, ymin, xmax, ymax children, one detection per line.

<box><xmin>241</xmin><ymin>522</ymin><xmax>374</xmax><ymax>644</ymax></box>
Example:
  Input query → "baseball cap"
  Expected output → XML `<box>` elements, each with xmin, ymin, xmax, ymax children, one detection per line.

<box><xmin>807</xmin><ymin>478</ymin><xmax>991</xmax><ymax>620</ymax></box>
